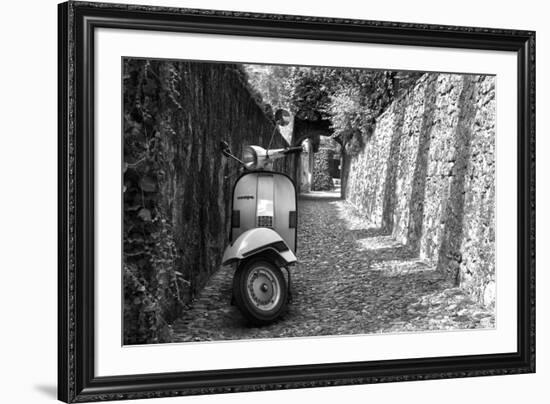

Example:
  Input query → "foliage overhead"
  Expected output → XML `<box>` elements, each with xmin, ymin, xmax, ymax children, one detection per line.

<box><xmin>245</xmin><ymin>64</ymin><xmax>422</xmax><ymax>154</ymax></box>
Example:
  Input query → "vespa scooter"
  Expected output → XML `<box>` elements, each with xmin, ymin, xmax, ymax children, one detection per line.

<box><xmin>220</xmin><ymin>110</ymin><xmax>302</xmax><ymax>325</ymax></box>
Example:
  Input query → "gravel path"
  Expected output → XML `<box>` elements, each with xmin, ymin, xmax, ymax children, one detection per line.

<box><xmin>171</xmin><ymin>191</ymin><xmax>494</xmax><ymax>342</ymax></box>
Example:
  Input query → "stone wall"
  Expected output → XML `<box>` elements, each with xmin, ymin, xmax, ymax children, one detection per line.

<box><xmin>343</xmin><ymin>73</ymin><xmax>496</xmax><ymax>307</ymax></box>
<box><xmin>123</xmin><ymin>59</ymin><xmax>294</xmax><ymax>320</ymax></box>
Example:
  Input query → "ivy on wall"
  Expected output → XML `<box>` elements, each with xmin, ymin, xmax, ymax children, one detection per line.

<box><xmin>123</xmin><ymin>60</ymin><xmax>188</xmax><ymax>344</ymax></box>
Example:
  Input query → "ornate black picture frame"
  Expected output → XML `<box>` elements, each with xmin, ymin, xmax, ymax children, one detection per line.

<box><xmin>58</xmin><ymin>1</ymin><xmax>535</xmax><ymax>402</ymax></box>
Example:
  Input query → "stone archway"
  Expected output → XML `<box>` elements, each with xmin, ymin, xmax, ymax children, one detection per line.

<box><xmin>291</xmin><ymin>116</ymin><xmax>332</xmax><ymax>148</ymax></box>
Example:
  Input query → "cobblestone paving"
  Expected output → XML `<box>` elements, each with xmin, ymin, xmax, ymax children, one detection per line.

<box><xmin>171</xmin><ymin>191</ymin><xmax>495</xmax><ymax>342</ymax></box>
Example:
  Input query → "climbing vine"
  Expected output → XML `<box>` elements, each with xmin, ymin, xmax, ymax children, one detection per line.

<box><xmin>122</xmin><ymin>59</ymin><xmax>188</xmax><ymax>344</ymax></box>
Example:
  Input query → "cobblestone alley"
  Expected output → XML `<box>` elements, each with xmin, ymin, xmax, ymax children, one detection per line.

<box><xmin>171</xmin><ymin>191</ymin><xmax>494</xmax><ymax>343</ymax></box>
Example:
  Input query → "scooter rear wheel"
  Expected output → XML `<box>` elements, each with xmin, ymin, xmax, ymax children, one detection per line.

<box><xmin>233</xmin><ymin>257</ymin><xmax>287</xmax><ymax>325</ymax></box>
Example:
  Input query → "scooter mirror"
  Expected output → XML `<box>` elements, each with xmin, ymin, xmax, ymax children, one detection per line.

<box><xmin>220</xmin><ymin>140</ymin><xmax>231</xmax><ymax>153</ymax></box>
<box><xmin>274</xmin><ymin>109</ymin><xmax>291</xmax><ymax>127</ymax></box>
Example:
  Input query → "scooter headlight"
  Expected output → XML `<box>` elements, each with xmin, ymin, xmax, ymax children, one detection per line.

<box><xmin>242</xmin><ymin>146</ymin><xmax>257</xmax><ymax>169</ymax></box>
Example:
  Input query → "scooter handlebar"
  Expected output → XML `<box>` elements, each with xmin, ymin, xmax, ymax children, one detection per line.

<box><xmin>283</xmin><ymin>146</ymin><xmax>303</xmax><ymax>155</ymax></box>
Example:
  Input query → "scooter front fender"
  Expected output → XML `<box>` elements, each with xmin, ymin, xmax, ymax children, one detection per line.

<box><xmin>222</xmin><ymin>228</ymin><xmax>297</xmax><ymax>266</ymax></box>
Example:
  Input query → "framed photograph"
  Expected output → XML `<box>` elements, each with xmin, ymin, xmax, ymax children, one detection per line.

<box><xmin>58</xmin><ymin>1</ymin><xmax>535</xmax><ymax>402</ymax></box>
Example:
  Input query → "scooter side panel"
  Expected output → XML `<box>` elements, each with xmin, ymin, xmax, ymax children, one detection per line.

<box><xmin>273</xmin><ymin>175</ymin><xmax>297</xmax><ymax>253</ymax></box>
<box><xmin>231</xmin><ymin>174</ymin><xmax>258</xmax><ymax>242</ymax></box>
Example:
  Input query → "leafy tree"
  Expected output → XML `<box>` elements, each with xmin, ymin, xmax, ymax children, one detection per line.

<box><xmin>245</xmin><ymin>63</ymin><xmax>421</xmax><ymax>154</ymax></box>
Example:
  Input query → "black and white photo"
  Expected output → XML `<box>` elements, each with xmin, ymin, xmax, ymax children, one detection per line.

<box><xmin>123</xmin><ymin>58</ymin><xmax>497</xmax><ymax>344</ymax></box>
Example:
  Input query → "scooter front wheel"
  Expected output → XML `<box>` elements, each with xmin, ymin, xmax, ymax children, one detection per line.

<box><xmin>233</xmin><ymin>257</ymin><xmax>288</xmax><ymax>325</ymax></box>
